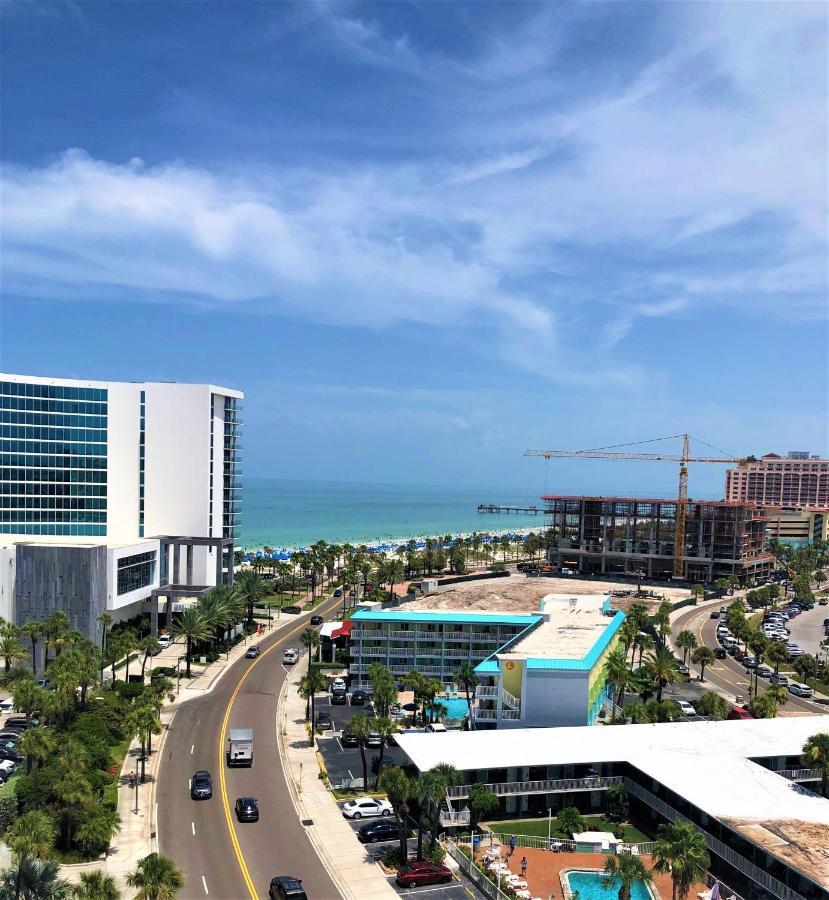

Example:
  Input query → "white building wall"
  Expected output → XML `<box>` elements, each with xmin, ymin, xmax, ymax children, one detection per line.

<box><xmin>105</xmin><ymin>382</ymin><xmax>142</xmax><ymax>542</ymax></box>
<box><xmin>517</xmin><ymin>669</ymin><xmax>589</xmax><ymax>728</ymax></box>
<box><xmin>0</xmin><ymin>546</ymin><xmax>16</xmax><ymax>623</ymax></box>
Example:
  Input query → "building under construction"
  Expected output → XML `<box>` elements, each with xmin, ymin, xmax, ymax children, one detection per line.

<box><xmin>542</xmin><ymin>495</ymin><xmax>772</xmax><ymax>582</ymax></box>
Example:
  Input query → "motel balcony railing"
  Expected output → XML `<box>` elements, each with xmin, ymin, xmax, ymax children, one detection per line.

<box><xmin>501</xmin><ymin>687</ymin><xmax>521</xmax><ymax>709</ymax></box>
<box><xmin>447</xmin><ymin>775</ymin><xmax>622</xmax><ymax>800</ymax></box>
<box><xmin>472</xmin><ymin>707</ymin><xmax>522</xmax><ymax>722</ymax></box>
<box><xmin>475</xmin><ymin>685</ymin><xmax>499</xmax><ymax>699</ymax></box>
<box><xmin>776</xmin><ymin>768</ymin><xmax>821</xmax><ymax>782</ymax></box>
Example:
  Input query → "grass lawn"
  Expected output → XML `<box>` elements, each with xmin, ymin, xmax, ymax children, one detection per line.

<box><xmin>486</xmin><ymin>814</ymin><xmax>652</xmax><ymax>844</ymax></box>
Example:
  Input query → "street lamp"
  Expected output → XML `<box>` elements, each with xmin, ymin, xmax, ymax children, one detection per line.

<box><xmin>176</xmin><ymin>656</ymin><xmax>186</xmax><ymax>695</ymax></box>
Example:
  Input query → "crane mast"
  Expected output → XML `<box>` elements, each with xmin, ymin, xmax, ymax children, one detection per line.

<box><xmin>525</xmin><ymin>435</ymin><xmax>753</xmax><ymax>579</ymax></box>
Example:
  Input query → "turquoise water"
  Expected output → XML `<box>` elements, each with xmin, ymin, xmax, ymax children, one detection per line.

<box><xmin>439</xmin><ymin>696</ymin><xmax>471</xmax><ymax>719</ymax></box>
<box><xmin>239</xmin><ymin>478</ymin><xmax>544</xmax><ymax>550</ymax></box>
<box><xmin>567</xmin><ymin>870</ymin><xmax>653</xmax><ymax>900</ymax></box>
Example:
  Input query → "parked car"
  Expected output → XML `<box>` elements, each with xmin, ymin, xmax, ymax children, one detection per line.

<box><xmin>676</xmin><ymin>700</ymin><xmax>696</xmax><ymax>716</ymax></box>
<box><xmin>341</xmin><ymin>798</ymin><xmax>393</xmax><ymax>819</ymax></box>
<box><xmin>756</xmin><ymin>665</ymin><xmax>774</xmax><ymax>678</ymax></box>
<box><xmin>333</xmin><ymin>588</ymin><xmax>343</xmax><ymax>598</ymax></box>
<box><xmin>743</xmin><ymin>656</ymin><xmax>758</xmax><ymax>669</ymax></box>
<box><xmin>35</xmin><ymin>678</ymin><xmax>52</xmax><ymax>690</ymax></box>
<box><xmin>283</xmin><ymin>606</ymin><xmax>302</xmax><ymax>615</ymax></box>
<box><xmin>245</xmin><ymin>646</ymin><xmax>261</xmax><ymax>659</ymax></box>
<box><xmin>714</xmin><ymin>647</ymin><xmax>727</xmax><ymax>659</ymax></box>
<box><xmin>235</xmin><ymin>797</ymin><xmax>260</xmax><ymax>822</ymax></box>
<box><xmin>396</xmin><ymin>861</ymin><xmax>452</xmax><ymax>888</ymax></box>
<box><xmin>822</xmin><ymin>618</ymin><xmax>829</xmax><ymax>627</ymax></box>
<box><xmin>157</xmin><ymin>634</ymin><xmax>173</xmax><ymax>649</ymax></box>
<box><xmin>350</xmin><ymin>690</ymin><xmax>369</xmax><ymax>706</ymax></box>
<box><xmin>331</xmin><ymin>677</ymin><xmax>347</xmax><ymax>692</ymax></box>
<box><xmin>787</xmin><ymin>645</ymin><xmax>805</xmax><ymax>657</ymax></box>
<box><xmin>341</xmin><ymin>729</ymin><xmax>359</xmax><ymax>748</ymax></box>
<box><xmin>727</xmin><ymin>706</ymin><xmax>754</xmax><ymax>720</ymax></box>
<box><xmin>358</xmin><ymin>819</ymin><xmax>405</xmax><ymax>844</ymax></box>
<box><xmin>728</xmin><ymin>646</ymin><xmax>745</xmax><ymax>661</ymax></box>
<box><xmin>0</xmin><ymin>699</ymin><xmax>14</xmax><ymax>714</ymax></box>
<box><xmin>425</xmin><ymin>722</ymin><xmax>447</xmax><ymax>733</ymax></box>
<box><xmin>0</xmin><ymin>732</ymin><xmax>21</xmax><ymax>744</ymax></box>
<box><xmin>770</xmin><ymin>674</ymin><xmax>789</xmax><ymax>687</ymax></box>
<box><xmin>710</xmin><ymin>610</ymin><xmax>720</xmax><ymax>619</ymax></box>
<box><xmin>789</xmin><ymin>682</ymin><xmax>814</xmax><ymax>698</ymax></box>
<box><xmin>316</xmin><ymin>711</ymin><xmax>333</xmax><ymax>731</ymax></box>
<box><xmin>0</xmin><ymin>760</ymin><xmax>17</xmax><ymax>777</ymax></box>
<box><xmin>310</xmin><ymin>615</ymin><xmax>323</xmax><ymax>626</ymax></box>
<box><xmin>0</xmin><ymin>749</ymin><xmax>23</xmax><ymax>764</ymax></box>
<box><xmin>190</xmin><ymin>770</ymin><xmax>213</xmax><ymax>800</ymax></box>
<box><xmin>366</xmin><ymin>731</ymin><xmax>383</xmax><ymax>747</ymax></box>
<box><xmin>677</xmin><ymin>663</ymin><xmax>690</xmax><ymax>676</ymax></box>
<box><xmin>269</xmin><ymin>876</ymin><xmax>307</xmax><ymax>900</ymax></box>
<box><xmin>282</xmin><ymin>649</ymin><xmax>299</xmax><ymax>665</ymax></box>
<box><xmin>2</xmin><ymin>718</ymin><xmax>31</xmax><ymax>730</ymax></box>
<box><xmin>331</xmin><ymin>690</ymin><xmax>347</xmax><ymax>705</ymax></box>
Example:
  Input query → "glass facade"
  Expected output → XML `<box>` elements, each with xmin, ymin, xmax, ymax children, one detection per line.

<box><xmin>138</xmin><ymin>390</ymin><xmax>145</xmax><ymax>537</ymax></box>
<box><xmin>117</xmin><ymin>550</ymin><xmax>156</xmax><ymax>595</ymax></box>
<box><xmin>223</xmin><ymin>396</ymin><xmax>242</xmax><ymax>541</ymax></box>
<box><xmin>0</xmin><ymin>381</ymin><xmax>108</xmax><ymax>536</ymax></box>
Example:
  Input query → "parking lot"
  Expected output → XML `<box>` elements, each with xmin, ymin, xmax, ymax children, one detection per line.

<box><xmin>338</xmin><ymin>802</ymin><xmax>480</xmax><ymax>899</ymax></box>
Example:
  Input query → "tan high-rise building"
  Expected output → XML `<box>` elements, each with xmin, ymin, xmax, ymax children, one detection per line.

<box><xmin>725</xmin><ymin>452</ymin><xmax>829</xmax><ymax>508</ymax></box>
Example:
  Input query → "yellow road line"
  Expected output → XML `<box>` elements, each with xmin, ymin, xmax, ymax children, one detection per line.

<box><xmin>219</xmin><ymin>596</ymin><xmax>342</xmax><ymax>900</ymax></box>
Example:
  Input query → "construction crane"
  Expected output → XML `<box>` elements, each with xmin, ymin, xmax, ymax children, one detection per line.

<box><xmin>525</xmin><ymin>434</ymin><xmax>756</xmax><ymax>578</ymax></box>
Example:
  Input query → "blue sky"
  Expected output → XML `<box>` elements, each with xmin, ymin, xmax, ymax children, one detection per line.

<box><xmin>1</xmin><ymin>1</ymin><xmax>827</xmax><ymax>498</ymax></box>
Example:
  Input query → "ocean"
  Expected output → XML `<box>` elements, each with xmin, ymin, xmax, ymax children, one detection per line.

<box><xmin>238</xmin><ymin>478</ymin><xmax>545</xmax><ymax>550</ymax></box>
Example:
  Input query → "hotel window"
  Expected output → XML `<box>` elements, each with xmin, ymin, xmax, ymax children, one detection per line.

<box><xmin>117</xmin><ymin>550</ymin><xmax>157</xmax><ymax>595</ymax></box>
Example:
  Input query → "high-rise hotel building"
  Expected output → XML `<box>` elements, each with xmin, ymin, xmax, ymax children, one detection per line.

<box><xmin>0</xmin><ymin>373</ymin><xmax>242</xmax><ymax>659</ymax></box>
<box><xmin>725</xmin><ymin>452</ymin><xmax>829</xmax><ymax>509</ymax></box>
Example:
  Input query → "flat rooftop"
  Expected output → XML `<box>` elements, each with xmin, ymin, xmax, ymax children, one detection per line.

<box><xmin>350</xmin><ymin>608</ymin><xmax>540</xmax><ymax>627</ymax></box>
<box><xmin>396</xmin><ymin>716</ymin><xmax>829</xmax><ymax>891</ymax></box>
<box><xmin>501</xmin><ymin>606</ymin><xmax>617</xmax><ymax>663</ymax></box>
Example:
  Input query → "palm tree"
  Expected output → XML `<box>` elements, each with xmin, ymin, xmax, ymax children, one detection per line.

<box><xmin>675</xmin><ymin>630</ymin><xmax>698</xmax><ymax>664</ymax></box>
<box><xmin>454</xmin><ymin>661</ymin><xmax>478</xmax><ymax>728</ymax></box>
<box><xmin>73</xmin><ymin>869</ymin><xmax>121</xmax><ymax>899</ymax></box>
<box><xmin>19</xmin><ymin>726</ymin><xmax>56</xmax><ymax>776</ymax></box>
<box><xmin>0</xmin><ymin>857</ymin><xmax>70</xmax><ymax>900</ymax></box>
<box><xmin>802</xmin><ymin>732</ymin><xmax>829</xmax><ymax>798</ymax></box>
<box><xmin>171</xmin><ymin>607</ymin><xmax>210</xmax><ymax>678</ymax></box>
<box><xmin>197</xmin><ymin>587</ymin><xmax>232</xmax><ymax>650</ymax></box>
<box><xmin>346</xmin><ymin>713</ymin><xmax>372</xmax><ymax>789</ymax></box>
<box><xmin>635</xmin><ymin>633</ymin><xmax>655</xmax><ymax>667</ymax></box>
<box><xmin>652</xmin><ymin>820</ymin><xmax>710</xmax><ymax>900</ymax></box>
<box><xmin>766</xmin><ymin>641</ymin><xmax>789</xmax><ymax>675</ymax></box>
<box><xmin>300</xmin><ymin>627</ymin><xmax>320</xmax><ymax>665</ymax></box>
<box><xmin>127</xmin><ymin>701</ymin><xmax>162</xmax><ymax>784</ymax></box>
<box><xmin>13</xmin><ymin>679</ymin><xmax>43</xmax><ymax>725</ymax></box>
<box><xmin>138</xmin><ymin>636</ymin><xmax>160</xmax><ymax>680</ymax></box>
<box><xmin>694</xmin><ymin>691</ymin><xmax>728</xmax><ymax>720</ymax></box>
<box><xmin>379</xmin><ymin>767</ymin><xmax>415</xmax><ymax>865</ymax></box>
<box><xmin>0</xmin><ymin>627</ymin><xmax>29</xmax><ymax>675</ymax></box>
<box><xmin>233</xmin><ymin>569</ymin><xmax>269</xmax><ymax>629</ymax></box>
<box><xmin>618</xmin><ymin>619</ymin><xmax>639</xmax><ymax>664</ymax></box>
<box><xmin>298</xmin><ymin>668</ymin><xmax>327</xmax><ymax>741</ymax></box>
<box><xmin>19</xmin><ymin>622</ymin><xmax>42</xmax><ymax>676</ymax></box>
<box><xmin>605</xmin><ymin>647</ymin><xmax>632</xmax><ymax>707</ymax></box>
<box><xmin>415</xmin><ymin>769</ymin><xmax>445</xmax><ymax>860</ymax></box>
<box><xmin>75</xmin><ymin>805</ymin><xmax>121</xmax><ymax>860</ymax></box>
<box><xmin>367</xmin><ymin>716</ymin><xmax>397</xmax><ymax>785</ymax></box>
<box><xmin>126</xmin><ymin>853</ymin><xmax>184</xmax><ymax>900</ymax></box>
<box><xmin>645</xmin><ymin>645</ymin><xmax>679</xmax><ymax>701</ymax></box>
<box><xmin>602</xmin><ymin>851</ymin><xmax>653</xmax><ymax>900</ymax></box>
<box><xmin>54</xmin><ymin>768</ymin><xmax>92</xmax><ymax>848</ymax></box>
<box><xmin>690</xmin><ymin>646</ymin><xmax>714</xmax><ymax>682</ymax></box>
<box><xmin>6</xmin><ymin>809</ymin><xmax>57</xmax><ymax>900</ymax></box>
<box><xmin>426</xmin><ymin>763</ymin><xmax>460</xmax><ymax>848</ymax></box>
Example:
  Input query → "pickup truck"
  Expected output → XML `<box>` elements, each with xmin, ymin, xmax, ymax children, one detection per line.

<box><xmin>227</xmin><ymin>728</ymin><xmax>253</xmax><ymax>767</ymax></box>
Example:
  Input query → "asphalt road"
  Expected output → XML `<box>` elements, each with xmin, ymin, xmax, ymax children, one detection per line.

<box><xmin>157</xmin><ymin>594</ymin><xmax>344</xmax><ymax>900</ymax></box>
<box><xmin>671</xmin><ymin>602</ymin><xmax>827</xmax><ymax>713</ymax></box>
<box><xmin>785</xmin><ymin>601</ymin><xmax>829</xmax><ymax>656</ymax></box>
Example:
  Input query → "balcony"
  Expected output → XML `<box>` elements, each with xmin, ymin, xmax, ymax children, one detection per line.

<box><xmin>447</xmin><ymin>775</ymin><xmax>623</xmax><ymax>800</ymax></box>
<box><xmin>476</xmin><ymin>685</ymin><xmax>499</xmax><ymax>699</ymax></box>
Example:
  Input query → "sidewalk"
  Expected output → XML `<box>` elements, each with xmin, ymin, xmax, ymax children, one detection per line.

<box><xmin>277</xmin><ymin>659</ymin><xmax>398</xmax><ymax>900</ymax></box>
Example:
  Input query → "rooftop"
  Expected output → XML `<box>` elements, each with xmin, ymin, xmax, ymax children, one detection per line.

<box><xmin>350</xmin><ymin>607</ymin><xmax>541</xmax><ymax>627</ymax></box>
<box><xmin>396</xmin><ymin>716</ymin><xmax>829</xmax><ymax>890</ymax></box>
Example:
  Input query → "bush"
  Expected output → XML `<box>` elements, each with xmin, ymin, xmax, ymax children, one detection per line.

<box><xmin>113</xmin><ymin>682</ymin><xmax>145</xmax><ymax>701</ymax></box>
<box><xmin>150</xmin><ymin>666</ymin><xmax>176</xmax><ymax>678</ymax></box>
<box><xmin>425</xmin><ymin>843</ymin><xmax>446</xmax><ymax>865</ymax></box>
<box><xmin>0</xmin><ymin>778</ymin><xmax>18</xmax><ymax>831</ymax></box>
<box><xmin>382</xmin><ymin>846</ymin><xmax>406</xmax><ymax>869</ymax></box>
<box><xmin>87</xmin><ymin>691</ymin><xmax>131</xmax><ymax>741</ymax></box>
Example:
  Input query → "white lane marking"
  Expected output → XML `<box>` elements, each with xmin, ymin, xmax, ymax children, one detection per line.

<box><xmin>190</xmin><ymin>744</ymin><xmax>194</xmax><ymax>755</ymax></box>
<box><xmin>347</xmin><ymin>768</ymin><xmax>354</xmax><ymax>779</ymax></box>
<box><xmin>336</xmin><ymin>739</ymin><xmax>344</xmax><ymax>752</ymax></box>
<box><xmin>188</xmin><ymin>778</ymin><xmax>192</xmax><ymax>790</ymax></box>
<box><xmin>191</xmin><ymin>821</ymin><xmax>195</xmax><ymax>836</ymax></box>
<box><xmin>202</xmin><ymin>875</ymin><xmax>209</xmax><ymax>895</ymax></box>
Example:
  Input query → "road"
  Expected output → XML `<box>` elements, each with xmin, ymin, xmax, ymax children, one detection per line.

<box><xmin>671</xmin><ymin>601</ymin><xmax>828</xmax><ymax>714</ymax></box>
<box><xmin>157</xmin><ymin>594</ymin><xmax>344</xmax><ymax>900</ymax></box>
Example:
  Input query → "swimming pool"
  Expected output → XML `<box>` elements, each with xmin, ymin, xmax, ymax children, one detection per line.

<box><xmin>439</xmin><ymin>695</ymin><xmax>470</xmax><ymax>720</ymax></box>
<box><xmin>564</xmin><ymin>869</ymin><xmax>654</xmax><ymax>900</ymax></box>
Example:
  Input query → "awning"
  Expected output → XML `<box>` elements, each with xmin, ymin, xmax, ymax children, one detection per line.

<box><xmin>330</xmin><ymin>620</ymin><xmax>353</xmax><ymax>640</ymax></box>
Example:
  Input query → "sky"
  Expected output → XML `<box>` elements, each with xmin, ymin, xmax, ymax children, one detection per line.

<box><xmin>1</xmin><ymin>0</ymin><xmax>827</xmax><ymax>499</ymax></box>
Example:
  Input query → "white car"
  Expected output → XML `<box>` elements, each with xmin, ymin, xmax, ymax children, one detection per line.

<box><xmin>789</xmin><ymin>682</ymin><xmax>814</xmax><ymax>698</ymax></box>
<box><xmin>676</xmin><ymin>700</ymin><xmax>696</xmax><ymax>716</ymax></box>
<box><xmin>156</xmin><ymin>634</ymin><xmax>173</xmax><ymax>649</ymax></box>
<box><xmin>331</xmin><ymin>677</ymin><xmax>347</xmax><ymax>692</ymax></box>
<box><xmin>282</xmin><ymin>649</ymin><xmax>299</xmax><ymax>665</ymax></box>
<box><xmin>341</xmin><ymin>798</ymin><xmax>393</xmax><ymax>819</ymax></box>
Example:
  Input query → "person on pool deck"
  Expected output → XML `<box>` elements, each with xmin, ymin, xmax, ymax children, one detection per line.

<box><xmin>521</xmin><ymin>856</ymin><xmax>528</xmax><ymax>877</ymax></box>
<box><xmin>509</xmin><ymin>834</ymin><xmax>517</xmax><ymax>856</ymax></box>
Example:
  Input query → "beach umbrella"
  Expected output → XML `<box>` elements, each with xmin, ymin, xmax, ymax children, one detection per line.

<box><xmin>401</xmin><ymin>702</ymin><xmax>418</xmax><ymax>712</ymax></box>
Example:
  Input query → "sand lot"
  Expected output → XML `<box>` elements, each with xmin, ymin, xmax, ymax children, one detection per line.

<box><xmin>404</xmin><ymin>573</ymin><xmax>691</xmax><ymax>614</ymax></box>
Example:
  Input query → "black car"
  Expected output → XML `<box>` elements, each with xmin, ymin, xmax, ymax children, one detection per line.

<box><xmin>3</xmin><ymin>718</ymin><xmax>30</xmax><ymax>730</ymax></box>
<box><xmin>190</xmin><ymin>770</ymin><xmax>212</xmax><ymax>800</ymax></box>
<box><xmin>245</xmin><ymin>646</ymin><xmax>261</xmax><ymax>659</ymax></box>
<box><xmin>310</xmin><ymin>615</ymin><xmax>323</xmax><ymax>626</ymax></box>
<box><xmin>358</xmin><ymin>819</ymin><xmax>404</xmax><ymax>844</ymax></box>
<box><xmin>714</xmin><ymin>647</ymin><xmax>727</xmax><ymax>659</ymax></box>
<box><xmin>341</xmin><ymin>729</ymin><xmax>359</xmax><ymax>748</ymax></box>
<box><xmin>0</xmin><ymin>749</ymin><xmax>23</xmax><ymax>764</ymax></box>
<box><xmin>350</xmin><ymin>690</ymin><xmax>369</xmax><ymax>706</ymax></box>
<box><xmin>331</xmin><ymin>690</ymin><xmax>347</xmax><ymax>705</ymax></box>
<box><xmin>709</xmin><ymin>611</ymin><xmax>720</xmax><ymax>619</ymax></box>
<box><xmin>235</xmin><ymin>797</ymin><xmax>259</xmax><ymax>822</ymax></box>
<box><xmin>317</xmin><ymin>711</ymin><xmax>333</xmax><ymax>730</ymax></box>
<box><xmin>269</xmin><ymin>876</ymin><xmax>307</xmax><ymax>900</ymax></box>
<box><xmin>283</xmin><ymin>606</ymin><xmax>302</xmax><ymax>615</ymax></box>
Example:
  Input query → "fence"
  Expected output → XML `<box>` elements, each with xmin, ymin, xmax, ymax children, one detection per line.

<box><xmin>485</xmin><ymin>831</ymin><xmax>657</xmax><ymax>856</ymax></box>
<box><xmin>447</xmin><ymin>775</ymin><xmax>623</xmax><ymax>800</ymax></box>
<box><xmin>444</xmin><ymin>840</ymin><xmax>513</xmax><ymax>900</ymax></box>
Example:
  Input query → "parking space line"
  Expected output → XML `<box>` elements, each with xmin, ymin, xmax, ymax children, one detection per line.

<box><xmin>201</xmin><ymin>875</ymin><xmax>209</xmax><ymax>895</ymax></box>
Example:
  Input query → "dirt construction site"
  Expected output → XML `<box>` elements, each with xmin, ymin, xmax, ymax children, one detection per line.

<box><xmin>404</xmin><ymin>573</ymin><xmax>692</xmax><ymax>615</ymax></box>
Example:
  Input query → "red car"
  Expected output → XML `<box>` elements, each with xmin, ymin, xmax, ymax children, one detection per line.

<box><xmin>727</xmin><ymin>706</ymin><xmax>754</xmax><ymax>720</ymax></box>
<box><xmin>396</xmin><ymin>861</ymin><xmax>452</xmax><ymax>888</ymax></box>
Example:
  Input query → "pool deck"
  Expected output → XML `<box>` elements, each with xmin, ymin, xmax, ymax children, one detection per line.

<box><xmin>475</xmin><ymin>844</ymin><xmax>706</xmax><ymax>900</ymax></box>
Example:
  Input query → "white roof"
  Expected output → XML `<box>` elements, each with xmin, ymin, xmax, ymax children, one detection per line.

<box><xmin>573</xmin><ymin>831</ymin><xmax>619</xmax><ymax>843</ymax></box>
<box><xmin>395</xmin><ymin>716</ymin><xmax>829</xmax><ymax>826</ymax></box>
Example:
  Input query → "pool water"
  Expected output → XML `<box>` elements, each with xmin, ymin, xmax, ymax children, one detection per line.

<box><xmin>439</xmin><ymin>696</ymin><xmax>470</xmax><ymax>719</ymax></box>
<box><xmin>566</xmin><ymin>870</ymin><xmax>654</xmax><ymax>900</ymax></box>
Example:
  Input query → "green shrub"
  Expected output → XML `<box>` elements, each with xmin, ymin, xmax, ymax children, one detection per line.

<box><xmin>150</xmin><ymin>666</ymin><xmax>176</xmax><ymax>678</ymax></box>
<box><xmin>426</xmin><ymin>843</ymin><xmax>446</xmax><ymax>865</ymax></box>
<box><xmin>0</xmin><ymin>777</ymin><xmax>19</xmax><ymax>831</ymax></box>
<box><xmin>382</xmin><ymin>846</ymin><xmax>406</xmax><ymax>869</ymax></box>
<box><xmin>114</xmin><ymin>682</ymin><xmax>145</xmax><ymax>701</ymax></box>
